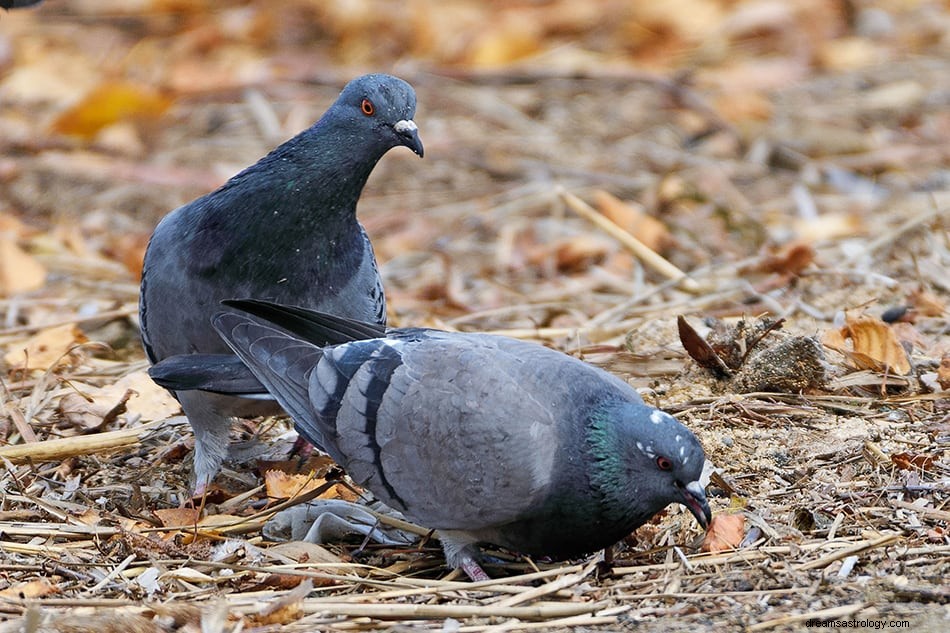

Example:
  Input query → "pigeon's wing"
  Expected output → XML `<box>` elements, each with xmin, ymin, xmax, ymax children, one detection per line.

<box><xmin>148</xmin><ymin>354</ymin><xmax>270</xmax><ymax>398</ymax></box>
<box><xmin>223</xmin><ymin>299</ymin><xmax>387</xmax><ymax>344</ymax></box>
<box><xmin>212</xmin><ymin>312</ymin><xmax>337</xmax><ymax>455</ymax></box>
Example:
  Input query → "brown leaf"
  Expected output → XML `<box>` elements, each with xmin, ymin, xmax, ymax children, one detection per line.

<box><xmin>755</xmin><ymin>241</ymin><xmax>816</xmax><ymax>276</ymax></box>
<box><xmin>891</xmin><ymin>452</ymin><xmax>937</xmax><ymax>471</ymax></box>
<box><xmin>0</xmin><ymin>235</ymin><xmax>47</xmax><ymax>296</ymax></box>
<box><xmin>0</xmin><ymin>579</ymin><xmax>59</xmax><ymax>599</ymax></box>
<box><xmin>677</xmin><ymin>315</ymin><xmax>732</xmax><ymax>378</ymax></box>
<box><xmin>937</xmin><ymin>356</ymin><xmax>950</xmax><ymax>391</ymax></box>
<box><xmin>593</xmin><ymin>190</ymin><xmax>671</xmax><ymax>253</ymax></box>
<box><xmin>908</xmin><ymin>288</ymin><xmax>946</xmax><ymax>317</ymax></box>
<box><xmin>264</xmin><ymin>469</ymin><xmax>355</xmax><ymax>501</ymax></box>
<box><xmin>552</xmin><ymin>235</ymin><xmax>611</xmax><ymax>272</ymax></box>
<box><xmin>840</xmin><ymin>316</ymin><xmax>912</xmax><ymax>376</ymax></box>
<box><xmin>51</xmin><ymin>82</ymin><xmax>172</xmax><ymax>139</ymax></box>
<box><xmin>154</xmin><ymin>507</ymin><xmax>201</xmax><ymax>528</ymax></box>
<box><xmin>701</xmin><ymin>514</ymin><xmax>745</xmax><ymax>553</ymax></box>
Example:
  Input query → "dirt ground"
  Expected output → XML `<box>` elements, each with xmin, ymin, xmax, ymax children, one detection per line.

<box><xmin>0</xmin><ymin>2</ymin><xmax>948</xmax><ymax>632</ymax></box>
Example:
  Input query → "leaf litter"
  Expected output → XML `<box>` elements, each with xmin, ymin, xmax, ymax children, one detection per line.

<box><xmin>0</xmin><ymin>1</ymin><xmax>949</xmax><ymax>631</ymax></box>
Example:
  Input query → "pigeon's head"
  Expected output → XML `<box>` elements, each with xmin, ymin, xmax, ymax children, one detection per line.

<box><xmin>590</xmin><ymin>401</ymin><xmax>711</xmax><ymax>531</ymax></box>
<box><xmin>334</xmin><ymin>74</ymin><xmax>424</xmax><ymax>158</ymax></box>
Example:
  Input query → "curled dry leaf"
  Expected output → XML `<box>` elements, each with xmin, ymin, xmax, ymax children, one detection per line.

<box><xmin>823</xmin><ymin>315</ymin><xmax>912</xmax><ymax>376</ymax></box>
<box><xmin>753</xmin><ymin>241</ymin><xmax>816</xmax><ymax>276</ymax></box>
<box><xmin>677</xmin><ymin>315</ymin><xmax>732</xmax><ymax>378</ymax></box>
<box><xmin>701</xmin><ymin>513</ymin><xmax>745</xmax><ymax>553</ymax></box>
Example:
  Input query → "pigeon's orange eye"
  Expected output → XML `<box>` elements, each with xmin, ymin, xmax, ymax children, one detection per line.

<box><xmin>656</xmin><ymin>456</ymin><xmax>672</xmax><ymax>471</ymax></box>
<box><xmin>360</xmin><ymin>98</ymin><xmax>375</xmax><ymax>116</ymax></box>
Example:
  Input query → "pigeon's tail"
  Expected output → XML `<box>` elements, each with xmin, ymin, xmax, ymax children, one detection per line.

<box><xmin>212</xmin><ymin>311</ymin><xmax>334</xmax><ymax>453</ymax></box>
<box><xmin>148</xmin><ymin>354</ymin><xmax>273</xmax><ymax>399</ymax></box>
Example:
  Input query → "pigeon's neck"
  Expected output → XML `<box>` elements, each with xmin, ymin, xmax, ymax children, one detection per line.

<box><xmin>240</xmin><ymin>116</ymin><xmax>385</xmax><ymax>227</ymax></box>
<box><xmin>586</xmin><ymin>401</ymin><xmax>655</xmax><ymax>524</ymax></box>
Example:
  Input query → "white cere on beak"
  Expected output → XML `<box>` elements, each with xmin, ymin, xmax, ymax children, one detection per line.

<box><xmin>686</xmin><ymin>480</ymin><xmax>705</xmax><ymax>498</ymax></box>
<box><xmin>394</xmin><ymin>119</ymin><xmax>417</xmax><ymax>134</ymax></box>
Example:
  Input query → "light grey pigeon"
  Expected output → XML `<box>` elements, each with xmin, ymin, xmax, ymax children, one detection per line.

<box><xmin>150</xmin><ymin>300</ymin><xmax>712</xmax><ymax>580</ymax></box>
<box><xmin>139</xmin><ymin>74</ymin><xmax>423</xmax><ymax>494</ymax></box>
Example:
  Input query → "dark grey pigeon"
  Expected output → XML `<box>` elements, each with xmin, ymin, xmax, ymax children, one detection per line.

<box><xmin>139</xmin><ymin>74</ymin><xmax>423</xmax><ymax>494</ymax></box>
<box><xmin>1</xmin><ymin>1</ymin><xmax>43</xmax><ymax>9</ymax></box>
<box><xmin>151</xmin><ymin>300</ymin><xmax>711</xmax><ymax>580</ymax></box>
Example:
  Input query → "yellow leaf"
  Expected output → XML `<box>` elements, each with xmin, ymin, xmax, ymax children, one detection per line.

<box><xmin>4</xmin><ymin>323</ymin><xmax>87</xmax><ymax>370</ymax></box>
<box><xmin>51</xmin><ymin>82</ymin><xmax>172</xmax><ymax>139</ymax></box>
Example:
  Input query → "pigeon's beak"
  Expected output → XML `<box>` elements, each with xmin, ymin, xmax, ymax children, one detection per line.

<box><xmin>682</xmin><ymin>480</ymin><xmax>712</xmax><ymax>530</ymax></box>
<box><xmin>394</xmin><ymin>119</ymin><xmax>424</xmax><ymax>157</ymax></box>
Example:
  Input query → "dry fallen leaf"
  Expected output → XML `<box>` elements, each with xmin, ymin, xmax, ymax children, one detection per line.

<box><xmin>908</xmin><ymin>288</ymin><xmax>946</xmax><ymax>317</ymax></box>
<box><xmin>938</xmin><ymin>356</ymin><xmax>950</xmax><ymax>391</ymax></box>
<box><xmin>754</xmin><ymin>241</ymin><xmax>816</xmax><ymax>276</ymax></box>
<box><xmin>96</xmin><ymin>370</ymin><xmax>182</xmax><ymax>422</ymax></box>
<box><xmin>824</xmin><ymin>315</ymin><xmax>912</xmax><ymax>376</ymax></box>
<box><xmin>891</xmin><ymin>452</ymin><xmax>937</xmax><ymax>471</ymax></box>
<box><xmin>265</xmin><ymin>469</ymin><xmax>332</xmax><ymax>501</ymax></box>
<box><xmin>677</xmin><ymin>315</ymin><xmax>732</xmax><ymax>378</ymax></box>
<box><xmin>594</xmin><ymin>190</ymin><xmax>671</xmax><ymax>253</ymax></box>
<box><xmin>266</xmin><ymin>541</ymin><xmax>344</xmax><ymax>565</ymax></box>
<box><xmin>51</xmin><ymin>82</ymin><xmax>173</xmax><ymax>139</ymax></box>
<box><xmin>0</xmin><ymin>578</ymin><xmax>60</xmax><ymax>599</ymax></box>
<box><xmin>701</xmin><ymin>513</ymin><xmax>745</xmax><ymax>553</ymax></box>
<box><xmin>0</xmin><ymin>235</ymin><xmax>47</xmax><ymax>296</ymax></box>
<box><xmin>3</xmin><ymin>323</ymin><xmax>87</xmax><ymax>370</ymax></box>
<box><xmin>154</xmin><ymin>507</ymin><xmax>201</xmax><ymax>529</ymax></box>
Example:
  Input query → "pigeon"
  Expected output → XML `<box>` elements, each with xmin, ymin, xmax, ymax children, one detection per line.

<box><xmin>150</xmin><ymin>299</ymin><xmax>712</xmax><ymax>580</ymax></box>
<box><xmin>139</xmin><ymin>74</ymin><xmax>423</xmax><ymax>493</ymax></box>
<box><xmin>1</xmin><ymin>0</ymin><xmax>43</xmax><ymax>9</ymax></box>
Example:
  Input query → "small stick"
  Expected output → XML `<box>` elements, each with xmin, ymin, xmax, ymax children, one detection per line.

<box><xmin>0</xmin><ymin>418</ymin><xmax>169</xmax><ymax>463</ymax></box>
<box><xmin>558</xmin><ymin>187</ymin><xmax>700</xmax><ymax>293</ymax></box>
<box><xmin>795</xmin><ymin>533</ymin><xmax>900</xmax><ymax>571</ymax></box>
<box><xmin>747</xmin><ymin>602</ymin><xmax>869</xmax><ymax>631</ymax></box>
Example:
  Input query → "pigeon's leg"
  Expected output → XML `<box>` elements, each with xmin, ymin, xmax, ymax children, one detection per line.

<box><xmin>438</xmin><ymin>530</ymin><xmax>490</xmax><ymax>581</ymax></box>
<box><xmin>288</xmin><ymin>434</ymin><xmax>314</xmax><ymax>461</ymax></box>
<box><xmin>459</xmin><ymin>556</ymin><xmax>490</xmax><ymax>582</ymax></box>
<box><xmin>178</xmin><ymin>390</ymin><xmax>233</xmax><ymax>496</ymax></box>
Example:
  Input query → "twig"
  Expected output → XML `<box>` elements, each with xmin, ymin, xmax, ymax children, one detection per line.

<box><xmin>795</xmin><ymin>533</ymin><xmax>900</xmax><ymax>571</ymax></box>
<box><xmin>490</xmin><ymin>558</ymin><xmax>599</xmax><ymax>608</ymax></box>
<box><xmin>287</xmin><ymin>600</ymin><xmax>605</xmax><ymax>621</ymax></box>
<box><xmin>747</xmin><ymin>602</ymin><xmax>870</xmax><ymax>631</ymax></box>
<box><xmin>0</xmin><ymin>418</ymin><xmax>171</xmax><ymax>462</ymax></box>
<box><xmin>558</xmin><ymin>188</ymin><xmax>700</xmax><ymax>292</ymax></box>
